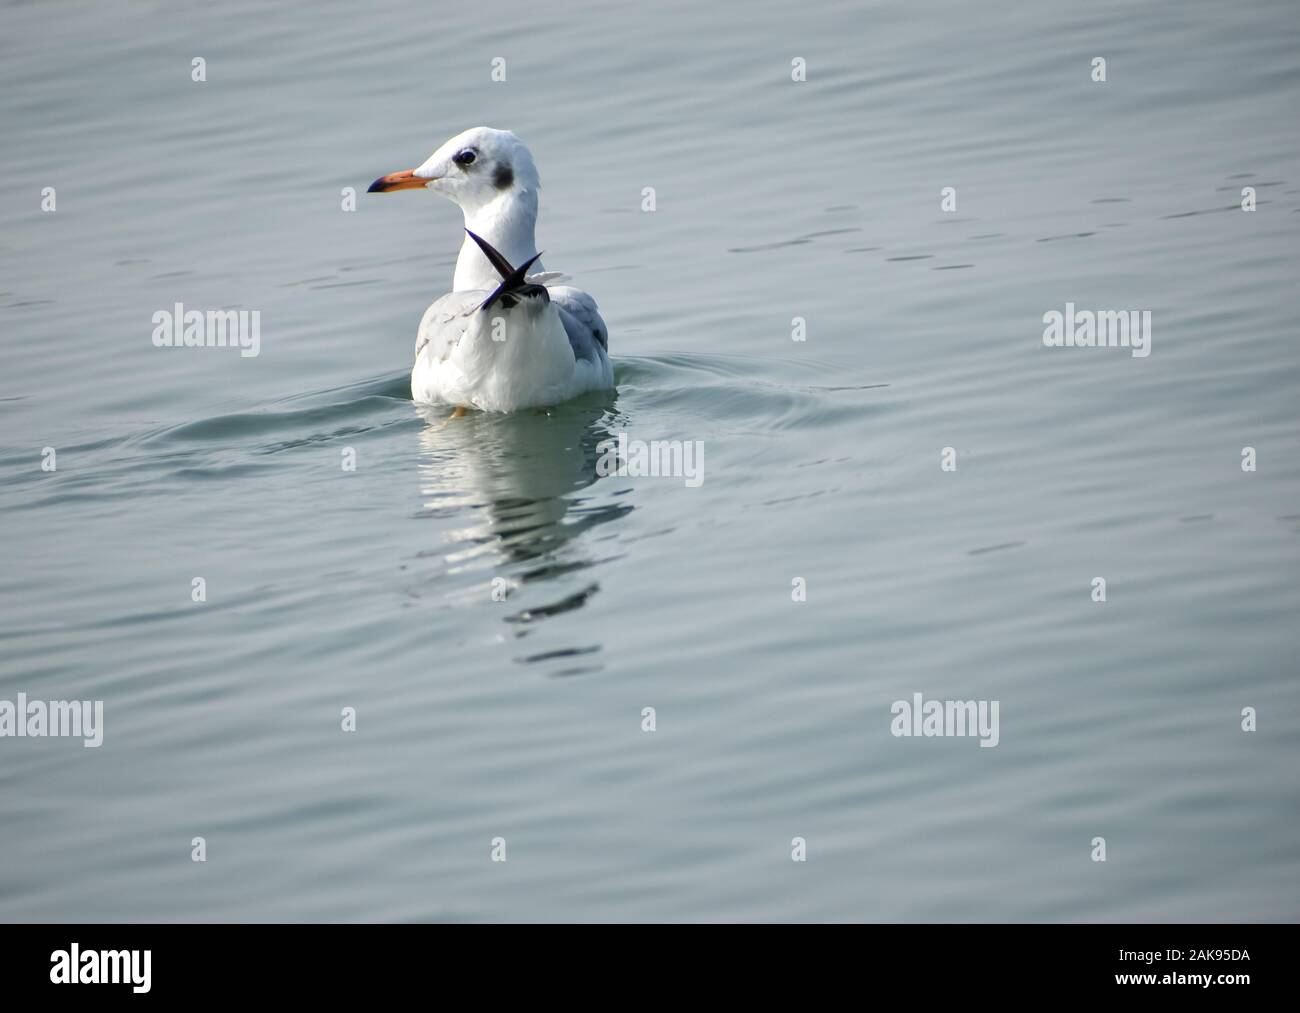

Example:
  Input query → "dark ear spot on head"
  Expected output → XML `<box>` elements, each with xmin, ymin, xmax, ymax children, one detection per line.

<box><xmin>493</xmin><ymin>163</ymin><xmax>514</xmax><ymax>190</ymax></box>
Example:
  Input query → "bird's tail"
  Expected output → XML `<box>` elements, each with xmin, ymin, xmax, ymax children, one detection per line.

<box><xmin>465</xmin><ymin>229</ymin><xmax>546</xmax><ymax>311</ymax></box>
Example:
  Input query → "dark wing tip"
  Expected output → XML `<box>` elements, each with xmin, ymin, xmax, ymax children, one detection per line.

<box><xmin>464</xmin><ymin>229</ymin><xmax>515</xmax><ymax>281</ymax></box>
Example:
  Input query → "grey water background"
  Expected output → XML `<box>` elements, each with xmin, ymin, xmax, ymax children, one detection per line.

<box><xmin>1</xmin><ymin>0</ymin><xmax>1298</xmax><ymax>922</ymax></box>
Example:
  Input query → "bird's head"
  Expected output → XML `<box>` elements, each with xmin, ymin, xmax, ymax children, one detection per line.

<box><xmin>367</xmin><ymin>126</ymin><xmax>539</xmax><ymax>215</ymax></box>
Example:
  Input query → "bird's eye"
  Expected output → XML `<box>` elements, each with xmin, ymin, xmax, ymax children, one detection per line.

<box><xmin>453</xmin><ymin>149</ymin><xmax>477</xmax><ymax>167</ymax></box>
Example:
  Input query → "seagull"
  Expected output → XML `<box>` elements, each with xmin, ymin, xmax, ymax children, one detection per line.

<box><xmin>368</xmin><ymin>127</ymin><xmax>613</xmax><ymax>414</ymax></box>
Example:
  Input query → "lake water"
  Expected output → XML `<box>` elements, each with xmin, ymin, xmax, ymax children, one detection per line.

<box><xmin>1</xmin><ymin>0</ymin><xmax>1298</xmax><ymax>922</ymax></box>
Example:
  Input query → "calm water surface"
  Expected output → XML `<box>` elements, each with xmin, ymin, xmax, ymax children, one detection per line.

<box><xmin>1</xmin><ymin>0</ymin><xmax>1298</xmax><ymax>921</ymax></box>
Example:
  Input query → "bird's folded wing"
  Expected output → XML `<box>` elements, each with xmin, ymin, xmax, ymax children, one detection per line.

<box><xmin>549</xmin><ymin>286</ymin><xmax>609</xmax><ymax>361</ymax></box>
<box><xmin>414</xmin><ymin>290</ymin><xmax>489</xmax><ymax>361</ymax></box>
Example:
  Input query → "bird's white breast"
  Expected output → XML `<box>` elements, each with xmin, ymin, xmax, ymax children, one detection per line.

<box><xmin>412</xmin><ymin>293</ymin><xmax>608</xmax><ymax>413</ymax></box>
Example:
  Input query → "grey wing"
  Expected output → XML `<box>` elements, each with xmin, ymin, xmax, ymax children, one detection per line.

<box><xmin>415</xmin><ymin>290</ymin><xmax>486</xmax><ymax>362</ymax></box>
<box><xmin>549</xmin><ymin>286</ymin><xmax>609</xmax><ymax>363</ymax></box>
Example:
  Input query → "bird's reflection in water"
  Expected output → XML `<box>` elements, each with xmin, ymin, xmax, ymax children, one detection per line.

<box><xmin>413</xmin><ymin>396</ymin><xmax>631</xmax><ymax>671</ymax></box>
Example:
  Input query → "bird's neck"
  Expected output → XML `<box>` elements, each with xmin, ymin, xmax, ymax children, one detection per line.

<box><xmin>453</xmin><ymin>191</ymin><xmax>541</xmax><ymax>291</ymax></box>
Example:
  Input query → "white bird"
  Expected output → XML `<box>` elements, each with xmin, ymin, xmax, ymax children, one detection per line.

<box><xmin>368</xmin><ymin>127</ymin><xmax>613</xmax><ymax>413</ymax></box>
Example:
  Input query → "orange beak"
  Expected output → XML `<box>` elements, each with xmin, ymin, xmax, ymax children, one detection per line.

<box><xmin>367</xmin><ymin>169</ymin><xmax>432</xmax><ymax>193</ymax></box>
